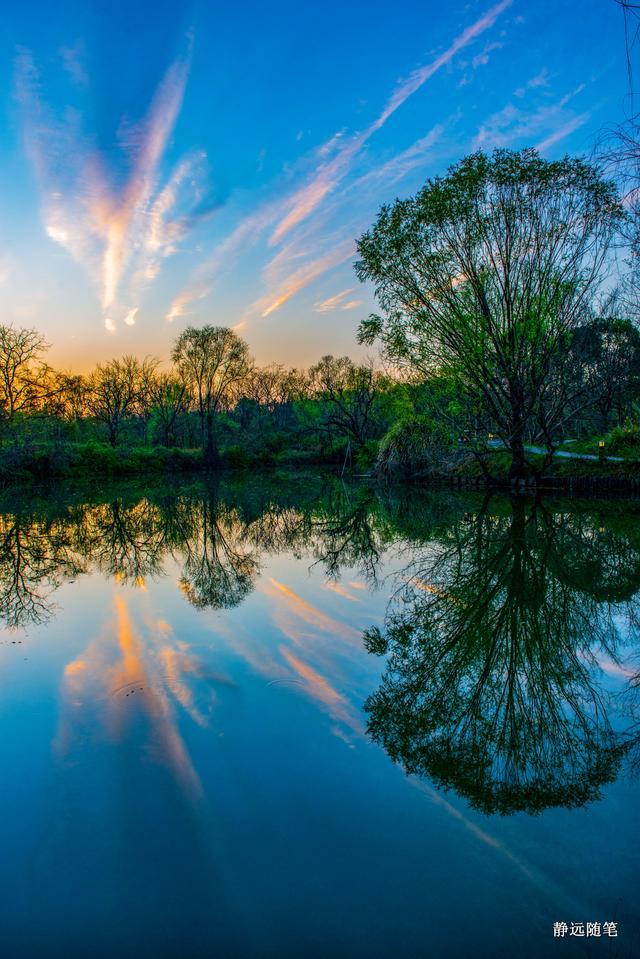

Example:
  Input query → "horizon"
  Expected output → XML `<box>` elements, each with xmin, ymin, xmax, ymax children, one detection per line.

<box><xmin>0</xmin><ymin>0</ymin><xmax>628</xmax><ymax>372</ymax></box>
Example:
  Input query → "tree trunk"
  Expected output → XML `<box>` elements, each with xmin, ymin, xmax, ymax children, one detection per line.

<box><xmin>509</xmin><ymin>414</ymin><xmax>527</xmax><ymax>483</ymax></box>
<box><xmin>508</xmin><ymin>388</ymin><xmax>527</xmax><ymax>482</ymax></box>
<box><xmin>205</xmin><ymin>411</ymin><xmax>220</xmax><ymax>468</ymax></box>
<box><xmin>508</xmin><ymin>432</ymin><xmax>527</xmax><ymax>482</ymax></box>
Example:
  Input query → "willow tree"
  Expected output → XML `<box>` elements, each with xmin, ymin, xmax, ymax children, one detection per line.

<box><xmin>356</xmin><ymin>149</ymin><xmax>624</xmax><ymax>480</ymax></box>
<box><xmin>172</xmin><ymin>325</ymin><xmax>252</xmax><ymax>466</ymax></box>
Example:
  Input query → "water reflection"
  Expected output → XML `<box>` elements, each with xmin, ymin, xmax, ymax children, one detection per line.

<box><xmin>1</xmin><ymin>478</ymin><xmax>640</xmax><ymax>816</ymax></box>
<box><xmin>0</xmin><ymin>477</ymin><xmax>386</xmax><ymax>630</ymax></box>
<box><xmin>364</xmin><ymin>495</ymin><xmax>640</xmax><ymax>814</ymax></box>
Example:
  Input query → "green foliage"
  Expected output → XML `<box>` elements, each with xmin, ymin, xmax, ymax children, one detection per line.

<box><xmin>0</xmin><ymin>441</ymin><xmax>204</xmax><ymax>485</ymax></box>
<box><xmin>377</xmin><ymin>415</ymin><xmax>465</xmax><ymax>478</ymax></box>
<box><xmin>223</xmin><ymin>444</ymin><xmax>252</xmax><ymax>469</ymax></box>
<box><xmin>603</xmin><ymin>424</ymin><xmax>640</xmax><ymax>457</ymax></box>
<box><xmin>355</xmin><ymin>439</ymin><xmax>380</xmax><ymax>470</ymax></box>
<box><xmin>356</xmin><ymin>148</ymin><xmax>625</xmax><ymax>479</ymax></box>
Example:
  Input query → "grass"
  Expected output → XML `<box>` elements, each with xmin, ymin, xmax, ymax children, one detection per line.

<box><xmin>455</xmin><ymin>449</ymin><xmax>640</xmax><ymax>481</ymax></box>
<box><xmin>559</xmin><ymin>426</ymin><xmax>640</xmax><ymax>460</ymax></box>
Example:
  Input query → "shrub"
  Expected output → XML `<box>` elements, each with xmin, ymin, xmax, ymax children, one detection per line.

<box><xmin>223</xmin><ymin>444</ymin><xmax>252</xmax><ymax>469</ymax></box>
<box><xmin>355</xmin><ymin>439</ymin><xmax>380</xmax><ymax>470</ymax></box>
<box><xmin>604</xmin><ymin>424</ymin><xmax>640</xmax><ymax>457</ymax></box>
<box><xmin>376</xmin><ymin>416</ymin><xmax>465</xmax><ymax>478</ymax></box>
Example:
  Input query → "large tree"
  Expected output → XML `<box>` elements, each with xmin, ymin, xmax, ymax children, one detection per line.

<box><xmin>355</xmin><ymin>149</ymin><xmax>624</xmax><ymax>480</ymax></box>
<box><xmin>171</xmin><ymin>325</ymin><xmax>252</xmax><ymax>466</ymax></box>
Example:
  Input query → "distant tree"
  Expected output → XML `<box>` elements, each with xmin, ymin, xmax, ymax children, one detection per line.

<box><xmin>0</xmin><ymin>324</ymin><xmax>61</xmax><ymax>435</ymax></box>
<box><xmin>172</xmin><ymin>326</ymin><xmax>252</xmax><ymax>466</ymax></box>
<box><xmin>356</xmin><ymin>149</ymin><xmax>625</xmax><ymax>480</ymax></box>
<box><xmin>308</xmin><ymin>355</ymin><xmax>382</xmax><ymax>449</ymax></box>
<box><xmin>56</xmin><ymin>374</ymin><xmax>88</xmax><ymax>423</ymax></box>
<box><xmin>570</xmin><ymin>316</ymin><xmax>640</xmax><ymax>430</ymax></box>
<box><xmin>149</xmin><ymin>372</ymin><xmax>187</xmax><ymax>447</ymax></box>
<box><xmin>86</xmin><ymin>355</ymin><xmax>158</xmax><ymax>446</ymax></box>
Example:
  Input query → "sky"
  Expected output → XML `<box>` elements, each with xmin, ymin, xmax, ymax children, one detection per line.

<box><xmin>0</xmin><ymin>0</ymin><xmax>631</xmax><ymax>371</ymax></box>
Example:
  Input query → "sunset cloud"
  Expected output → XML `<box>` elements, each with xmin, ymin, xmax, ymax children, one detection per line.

<box><xmin>314</xmin><ymin>288</ymin><xmax>354</xmax><ymax>312</ymax></box>
<box><xmin>15</xmin><ymin>39</ymin><xmax>209</xmax><ymax>332</ymax></box>
<box><xmin>252</xmin><ymin>240</ymin><xmax>354</xmax><ymax>320</ymax></box>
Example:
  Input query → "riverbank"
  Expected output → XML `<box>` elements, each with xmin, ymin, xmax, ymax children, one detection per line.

<box><xmin>435</xmin><ymin>450</ymin><xmax>640</xmax><ymax>493</ymax></box>
<box><xmin>3</xmin><ymin>438</ymin><xmax>640</xmax><ymax>493</ymax></box>
<box><xmin>0</xmin><ymin>439</ymin><xmax>345</xmax><ymax>486</ymax></box>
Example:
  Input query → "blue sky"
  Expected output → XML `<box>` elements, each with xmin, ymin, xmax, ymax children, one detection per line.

<box><xmin>0</xmin><ymin>0</ymin><xmax>629</xmax><ymax>369</ymax></box>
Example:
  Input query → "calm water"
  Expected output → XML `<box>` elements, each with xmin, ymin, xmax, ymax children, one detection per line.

<box><xmin>0</xmin><ymin>473</ymin><xmax>639</xmax><ymax>959</ymax></box>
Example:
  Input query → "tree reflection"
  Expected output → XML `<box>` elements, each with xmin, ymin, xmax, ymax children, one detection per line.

<box><xmin>0</xmin><ymin>508</ymin><xmax>86</xmax><ymax>628</ymax></box>
<box><xmin>178</xmin><ymin>492</ymin><xmax>260</xmax><ymax>609</ymax></box>
<box><xmin>365</xmin><ymin>496</ymin><xmax>640</xmax><ymax>815</ymax></box>
<box><xmin>4</xmin><ymin>476</ymin><xmax>640</xmax><ymax>821</ymax></box>
<box><xmin>81</xmin><ymin>497</ymin><xmax>170</xmax><ymax>584</ymax></box>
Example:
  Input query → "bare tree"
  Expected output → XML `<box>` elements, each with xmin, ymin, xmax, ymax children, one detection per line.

<box><xmin>0</xmin><ymin>324</ymin><xmax>61</xmax><ymax>435</ymax></box>
<box><xmin>86</xmin><ymin>355</ymin><xmax>158</xmax><ymax>446</ymax></box>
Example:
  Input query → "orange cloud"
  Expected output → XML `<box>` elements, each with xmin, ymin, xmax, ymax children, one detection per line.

<box><xmin>314</xmin><ymin>288</ymin><xmax>354</xmax><ymax>313</ymax></box>
<box><xmin>266</xmin><ymin>577</ymin><xmax>359</xmax><ymax>641</ymax></box>
<box><xmin>16</xmin><ymin>41</ymin><xmax>206</xmax><ymax>330</ymax></box>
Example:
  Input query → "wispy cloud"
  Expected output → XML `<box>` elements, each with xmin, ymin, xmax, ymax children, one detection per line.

<box><xmin>473</xmin><ymin>82</ymin><xmax>591</xmax><ymax>151</ymax></box>
<box><xmin>535</xmin><ymin>113</ymin><xmax>590</xmax><ymax>152</ymax></box>
<box><xmin>166</xmin><ymin>5</ymin><xmax>510</xmax><ymax>330</ymax></box>
<box><xmin>514</xmin><ymin>69</ymin><xmax>551</xmax><ymax>98</ymax></box>
<box><xmin>471</xmin><ymin>39</ymin><xmax>504</xmax><ymax>69</ymax></box>
<box><xmin>252</xmin><ymin>240</ymin><xmax>354</xmax><ymax>319</ymax></box>
<box><xmin>59</xmin><ymin>40</ymin><xmax>88</xmax><ymax>87</ymax></box>
<box><xmin>16</xmin><ymin>38</ymin><xmax>211</xmax><ymax>332</ymax></box>
<box><xmin>165</xmin><ymin>200</ymin><xmax>283</xmax><ymax>322</ymax></box>
<box><xmin>314</xmin><ymin>288</ymin><xmax>354</xmax><ymax>312</ymax></box>
<box><xmin>349</xmin><ymin>123</ymin><xmax>445</xmax><ymax>190</ymax></box>
<box><xmin>268</xmin><ymin>0</ymin><xmax>512</xmax><ymax>246</ymax></box>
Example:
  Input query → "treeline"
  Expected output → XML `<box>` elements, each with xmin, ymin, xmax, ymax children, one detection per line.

<box><xmin>0</xmin><ymin>322</ymin><xmax>410</xmax><ymax>480</ymax></box>
<box><xmin>2</xmin><ymin>305</ymin><xmax>640</xmax><ymax>483</ymax></box>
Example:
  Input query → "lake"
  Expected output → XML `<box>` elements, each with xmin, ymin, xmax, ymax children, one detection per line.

<box><xmin>0</xmin><ymin>472</ymin><xmax>639</xmax><ymax>959</ymax></box>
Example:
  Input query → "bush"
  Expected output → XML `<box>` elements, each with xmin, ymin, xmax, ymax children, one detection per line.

<box><xmin>0</xmin><ymin>440</ymin><xmax>206</xmax><ymax>486</ymax></box>
<box><xmin>604</xmin><ymin>424</ymin><xmax>640</xmax><ymax>457</ymax></box>
<box><xmin>377</xmin><ymin>417</ymin><xmax>465</xmax><ymax>478</ymax></box>
<box><xmin>355</xmin><ymin>439</ymin><xmax>380</xmax><ymax>470</ymax></box>
<box><xmin>223</xmin><ymin>444</ymin><xmax>252</xmax><ymax>469</ymax></box>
